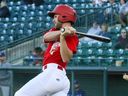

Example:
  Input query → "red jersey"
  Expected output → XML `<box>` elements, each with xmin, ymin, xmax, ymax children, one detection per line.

<box><xmin>43</xmin><ymin>28</ymin><xmax>79</xmax><ymax>69</ymax></box>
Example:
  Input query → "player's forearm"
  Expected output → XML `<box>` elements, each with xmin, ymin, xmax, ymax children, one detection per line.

<box><xmin>60</xmin><ymin>35</ymin><xmax>73</xmax><ymax>63</ymax></box>
<box><xmin>43</xmin><ymin>31</ymin><xmax>61</xmax><ymax>42</ymax></box>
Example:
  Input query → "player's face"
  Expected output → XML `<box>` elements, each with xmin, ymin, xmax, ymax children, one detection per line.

<box><xmin>53</xmin><ymin>14</ymin><xmax>62</xmax><ymax>29</ymax></box>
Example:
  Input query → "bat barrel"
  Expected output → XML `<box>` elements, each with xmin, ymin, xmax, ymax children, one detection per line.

<box><xmin>76</xmin><ymin>32</ymin><xmax>111</xmax><ymax>43</ymax></box>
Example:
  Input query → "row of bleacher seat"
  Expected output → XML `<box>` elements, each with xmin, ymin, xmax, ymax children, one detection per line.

<box><xmin>0</xmin><ymin>0</ymin><xmax>121</xmax><ymax>46</ymax></box>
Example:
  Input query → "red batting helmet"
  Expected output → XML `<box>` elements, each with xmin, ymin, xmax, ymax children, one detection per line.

<box><xmin>48</xmin><ymin>4</ymin><xmax>77</xmax><ymax>24</ymax></box>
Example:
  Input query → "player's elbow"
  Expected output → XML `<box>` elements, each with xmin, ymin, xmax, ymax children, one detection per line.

<box><xmin>43</xmin><ymin>34</ymin><xmax>49</xmax><ymax>42</ymax></box>
<box><xmin>62</xmin><ymin>58</ymin><xmax>70</xmax><ymax>63</ymax></box>
<box><xmin>62</xmin><ymin>53</ymin><xmax>73</xmax><ymax>63</ymax></box>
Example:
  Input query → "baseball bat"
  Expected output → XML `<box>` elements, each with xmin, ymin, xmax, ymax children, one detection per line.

<box><xmin>76</xmin><ymin>32</ymin><xmax>111</xmax><ymax>43</ymax></box>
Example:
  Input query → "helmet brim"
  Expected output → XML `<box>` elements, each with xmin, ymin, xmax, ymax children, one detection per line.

<box><xmin>48</xmin><ymin>11</ymin><xmax>55</xmax><ymax>18</ymax></box>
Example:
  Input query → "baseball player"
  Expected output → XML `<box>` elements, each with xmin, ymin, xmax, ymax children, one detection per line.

<box><xmin>14</xmin><ymin>4</ymin><xmax>79</xmax><ymax>96</ymax></box>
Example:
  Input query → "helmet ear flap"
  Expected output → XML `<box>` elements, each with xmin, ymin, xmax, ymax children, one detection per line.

<box><xmin>58</xmin><ymin>15</ymin><xmax>67</xmax><ymax>23</ymax></box>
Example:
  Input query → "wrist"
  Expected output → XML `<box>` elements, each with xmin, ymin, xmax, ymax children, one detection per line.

<box><xmin>60</xmin><ymin>34</ymin><xmax>65</xmax><ymax>39</ymax></box>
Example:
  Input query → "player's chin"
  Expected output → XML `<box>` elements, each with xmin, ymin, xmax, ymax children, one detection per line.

<box><xmin>55</xmin><ymin>24</ymin><xmax>61</xmax><ymax>29</ymax></box>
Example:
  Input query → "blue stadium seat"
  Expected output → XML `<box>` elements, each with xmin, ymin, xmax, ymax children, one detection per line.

<box><xmin>82</xmin><ymin>56</ymin><xmax>93</xmax><ymax>65</ymax></box>
<box><xmin>79</xmin><ymin>3</ymin><xmax>85</xmax><ymax>9</ymax></box>
<box><xmin>19</xmin><ymin>29</ymin><xmax>24</xmax><ymax>35</ymax></box>
<box><xmin>114</xmin><ymin>49</ymin><xmax>124</xmax><ymax>57</ymax></box>
<box><xmin>125</xmin><ymin>26</ymin><xmax>128</xmax><ymax>31</ymax></box>
<box><xmin>45</xmin><ymin>22</ymin><xmax>51</xmax><ymax>28</ymax></box>
<box><xmin>110</xmin><ymin>26</ymin><xmax>121</xmax><ymax>35</ymax></box>
<box><xmin>79</xmin><ymin>9</ymin><xmax>86</xmax><ymax>15</ymax></box>
<box><xmin>38</xmin><ymin>5</ymin><xmax>44</xmax><ymax>11</ymax></box>
<box><xmin>82</xmin><ymin>49</ymin><xmax>93</xmax><ymax>57</ymax></box>
<box><xmin>1</xmin><ymin>30</ymin><xmax>7</xmax><ymax>35</ymax></box>
<box><xmin>20</xmin><ymin>23</ymin><xmax>25</xmax><ymax>28</ymax></box>
<box><xmin>72</xmin><ymin>4</ymin><xmax>77</xmax><ymax>8</ymax></box>
<box><xmin>94</xmin><ymin>49</ymin><xmax>103</xmax><ymax>57</ymax></box>
<box><xmin>60</xmin><ymin>0</ymin><xmax>69</xmax><ymax>3</ymax></box>
<box><xmin>20</xmin><ymin>17</ymin><xmax>26</xmax><ymax>22</ymax></box>
<box><xmin>27</xmin><ymin>30</ymin><xmax>33</xmax><ymax>36</ymax></box>
<box><xmin>8</xmin><ymin>36</ymin><xmax>14</xmax><ymax>42</ymax></box>
<box><xmin>104</xmin><ymin>56</ymin><xmax>114</xmax><ymax>66</ymax></box>
<box><xmin>102</xmin><ymin>42</ymin><xmax>112</xmax><ymax>49</ymax></box>
<box><xmin>76</xmin><ymin>49</ymin><xmax>82</xmax><ymax>56</ymax></box>
<box><xmin>47</xmin><ymin>4</ymin><xmax>54</xmax><ymax>10</ymax></box>
<box><xmin>36</xmin><ymin>11</ymin><xmax>43</xmax><ymax>16</ymax></box>
<box><xmin>5</xmin><ymin>17</ymin><xmax>9</xmax><ymax>22</ymax></box>
<box><xmin>9</xmin><ymin>29</ymin><xmax>15</xmax><ymax>35</ymax></box>
<box><xmin>0</xmin><ymin>36</ymin><xmax>5</xmax><ymax>42</ymax></box>
<box><xmin>16</xmin><ymin>1</ymin><xmax>22</xmax><ymax>5</ymax></box>
<box><xmin>71</xmin><ymin>0</ymin><xmax>77</xmax><ymax>3</ymax></box>
<box><xmin>8</xmin><ymin>1</ymin><xmax>14</xmax><ymax>6</ymax></box>
<box><xmin>22</xmin><ymin>5</ymin><xmax>28</xmax><ymax>11</ymax></box>
<box><xmin>31</xmin><ymin>4</ymin><xmax>36</xmax><ymax>11</ymax></box>
<box><xmin>46</xmin><ymin>16</ymin><xmax>51</xmax><ymax>22</ymax></box>
<box><xmin>104</xmin><ymin>49</ymin><xmax>114</xmax><ymax>57</ymax></box>
<box><xmin>12</xmin><ymin>17</ymin><xmax>18</xmax><ymax>22</ymax></box>
<box><xmin>53</xmin><ymin>0</ymin><xmax>60</xmax><ymax>3</ymax></box>
<box><xmin>14</xmin><ymin>6</ymin><xmax>20</xmax><ymax>12</ymax></box>
<box><xmin>72</xmin><ymin>57</ymin><xmax>82</xmax><ymax>66</ymax></box>
<box><xmin>22</xmin><ymin>11</ymin><xmax>27</xmax><ymax>17</ymax></box>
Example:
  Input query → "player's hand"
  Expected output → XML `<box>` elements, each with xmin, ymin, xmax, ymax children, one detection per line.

<box><xmin>123</xmin><ymin>73</ymin><xmax>128</xmax><ymax>80</ymax></box>
<box><xmin>61</xmin><ymin>27</ymin><xmax>76</xmax><ymax>37</ymax></box>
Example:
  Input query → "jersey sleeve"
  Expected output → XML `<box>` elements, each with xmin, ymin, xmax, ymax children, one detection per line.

<box><xmin>65</xmin><ymin>35</ymin><xmax>79</xmax><ymax>54</ymax></box>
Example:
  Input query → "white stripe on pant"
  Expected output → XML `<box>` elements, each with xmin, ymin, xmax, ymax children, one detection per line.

<box><xmin>14</xmin><ymin>63</ymin><xmax>70</xmax><ymax>96</ymax></box>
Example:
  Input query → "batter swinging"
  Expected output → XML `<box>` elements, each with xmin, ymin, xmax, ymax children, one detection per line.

<box><xmin>14</xmin><ymin>4</ymin><xmax>79</xmax><ymax>96</ymax></box>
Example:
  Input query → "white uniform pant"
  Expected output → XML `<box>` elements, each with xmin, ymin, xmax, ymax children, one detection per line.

<box><xmin>14</xmin><ymin>63</ymin><xmax>70</xmax><ymax>96</ymax></box>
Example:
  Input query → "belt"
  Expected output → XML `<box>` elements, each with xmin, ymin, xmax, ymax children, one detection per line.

<box><xmin>43</xmin><ymin>64</ymin><xmax>64</xmax><ymax>71</ymax></box>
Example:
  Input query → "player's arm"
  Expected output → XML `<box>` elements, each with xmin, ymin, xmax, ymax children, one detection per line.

<box><xmin>43</xmin><ymin>31</ymin><xmax>61</xmax><ymax>42</ymax></box>
<box><xmin>60</xmin><ymin>35</ymin><xmax>73</xmax><ymax>63</ymax></box>
<box><xmin>60</xmin><ymin>27</ymin><xmax>76</xmax><ymax>62</ymax></box>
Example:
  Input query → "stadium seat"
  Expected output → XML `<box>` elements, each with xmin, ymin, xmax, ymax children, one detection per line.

<box><xmin>82</xmin><ymin>49</ymin><xmax>93</xmax><ymax>57</ymax></box>
<box><xmin>71</xmin><ymin>57</ymin><xmax>82</xmax><ymax>66</ymax></box>
<box><xmin>76</xmin><ymin>49</ymin><xmax>82</xmax><ymax>56</ymax></box>
<box><xmin>38</xmin><ymin>5</ymin><xmax>44</xmax><ymax>10</ymax></box>
<box><xmin>115</xmin><ymin>49</ymin><xmax>124</xmax><ymax>57</ymax></box>
<box><xmin>79</xmin><ymin>9</ymin><xmax>86</xmax><ymax>15</ymax></box>
<box><xmin>36</xmin><ymin>11</ymin><xmax>43</xmax><ymax>16</ymax></box>
<box><xmin>20</xmin><ymin>23</ymin><xmax>25</xmax><ymax>28</ymax></box>
<box><xmin>9</xmin><ymin>29</ymin><xmax>15</xmax><ymax>35</ymax></box>
<box><xmin>8</xmin><ymin>36</ymin><xmax>14</xmax><ymax>42</ymax></box>
<box><xmin>46</xmin><ymin>16</ymin><xmax>51</xmax><ymax>22</ymax></box>
<box><xmin>124</xmin><ymin>50</ymin><xmax>128</xmax><ymax>57</ymax></box>
<box><xmin>94</xmin><ymin>49</ymin><xmax>103</xmax><ymax>57</ymax></box>
<box><xmin>15</xmin><ymin>6</ymin><xmax>20</xmax><ymax>12</ymax></box>
<box><xmin>45</xmin><ymin>22</ymin><xmax>51</xmax><ymax>28</ymax></box>
<box><xmin>102</xmin><ymin>42</ymin><xmax>112</xmax><ymax>49</ymax></box>
<box><xmin>17</xmin><ymin>1</ymin><xmax>22</xmax><ymax>5</ymax></box>
<box><xmin>71</xmin><ymin>4</ymin><xmax>76</xmax><ymax>8</ymax></box>
<box><xmin>12</xmin><ymin>17</ymin><xmax>18</xmax><ymax>22</ymax></box>
<box><xmin>71</xmin><ymin>0</ymin><xmax>77</xmax><ymax>3</ymax></box>
<box><xmin>1</xmin><ymin>30</ymin><xmax>7</xmax><ymax>35</ymax></box>
<box><xmin>19</xmin><ymin>29</ymin><xmax>24</xmax><ymax>35</ymax></box>
<box><xmin>27</xmin><ymin>30</ymin><xmax>33</xmax><ymax>36</ymax></box>
<box><xmin>5</xmin><ymin>17</ymin><xmax>9</xmax><ymax>22</ymax></box>
<box><xmin>82</xmin><ymin>56</ymin><xmax>93</xmax><ymax>65</ymax></box>
<box><xmin>0</xmin><ymin>36</ymin><xmax>5</xmax><ymax>42</ymax></box>
<box><xmin>104</xmin><ymin>49</ymin><xmax>114</xmax><ymax>57</ymax></box>
<box><xmin>22</xmin><ymin>5</ymin><xmax>28</xmax><ymax>11</ymax></box>
<box><xmin>80</xmin><ymin>3</ymin><xmax>86</xmax><ymax>9</ymax></box>
<box><xmin>81</xmin><ymin>42</ymin><xmax>93</xmax><ymax>49</ymax></box>
<box><xmin>8</xmin><ymin>1</ymin><xmax>14</xmax><ymax>6</ymax></box>
<box><xmin>103</xmin><ymin>56</ymin><xmax>114</xmax><ymax>66</ymax></box>
<box><xmin>110</xmin><ymin>26</ymin><xmax>121</xmax><ymax>35</ymax></box>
